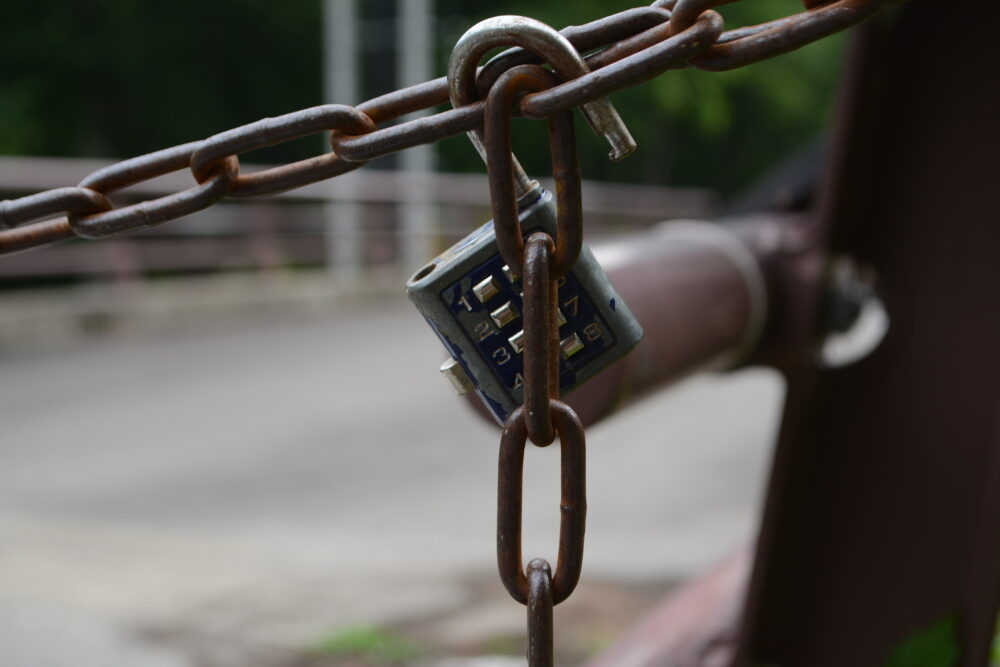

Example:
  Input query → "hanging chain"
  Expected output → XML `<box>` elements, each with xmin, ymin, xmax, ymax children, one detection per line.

<box><xmin>0</xmin><ymin>0</ymin><xmax>886</xmax><ymax>255</ymax></box>
<box><xmin>486</xmin><ymin>64</ymin><xmax>588</xmax><ymax>664</ymax></box>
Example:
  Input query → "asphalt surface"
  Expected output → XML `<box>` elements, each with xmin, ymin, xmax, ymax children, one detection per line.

<box><xmin>0</xmin><ymin>297</ymin><xmax>783</xmax><ymax>666</ymax></box>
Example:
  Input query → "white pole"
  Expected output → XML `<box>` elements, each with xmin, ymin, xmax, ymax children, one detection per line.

<box><xmin>323</xmin><ymin>0</ymin><xmax>362</xmax><ymax>281</ymax></box>
<box><xmin>397</xmin><ymin>0</ymin><xmax>436</xmax><ymax>273</ymax></box>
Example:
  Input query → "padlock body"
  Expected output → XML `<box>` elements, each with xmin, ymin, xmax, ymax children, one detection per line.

<box><xmin>407</xmin><ymin>183</ymin><xmax>642</xmax><ymax>424</ymax></box>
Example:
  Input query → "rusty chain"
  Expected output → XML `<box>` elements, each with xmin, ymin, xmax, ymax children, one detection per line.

<box><xmin>486</xmin><ymin>63</ymin><xmax>585</xmax><ymax>664</ymax></box>
<box><xmin>0</xmin><ymin>1</ymin><xmax>888</xmax><ymax>662</ymax></box>
<box><xmin>0</xmin><ymin>0</ymin><xmax>886</xmax><ymax>256</ymax></box>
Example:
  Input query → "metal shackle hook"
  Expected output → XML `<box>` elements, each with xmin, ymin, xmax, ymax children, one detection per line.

<box><xmin>448</xmin><ymin>15</ymin><xmax>637</xmax><ymax>167</ymax></box>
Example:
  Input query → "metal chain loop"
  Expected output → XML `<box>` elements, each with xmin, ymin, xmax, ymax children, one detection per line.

<box><xmin>0</xmin><ymin>187</ymin><xmax>112</xmax><ymax>230</ymax></box>
<box><xmin>484</xmin><ymin>65</ymin><xmax>582</xmax><ymax>279</ymax></box>
<box><xmin>669</xmin><ymin>0</ymin><xmax>727</xmax><ymax>34</ymax></box>
<box><xmin>693</xmin><ymin>0</ymin><xmax>886</xmax><ymax>71</ymax></box>
<box><xmin>330</xmin><ymin>102</ymin><xmax>479</xmax><ymax>164</ymax></box>
<box><xmin>69</xmin><ymin>155</ymin><xmax>239</xmax><ymax>239</ymax></box>
<box><xmin>80</xmin><ymin>142</ymin><xmax>200</xmax><ymax>194</ymax></box>
<box><xmin>498</xmin><ymin>401</ymin><xmax>587</xmax><ymax>606</ymax></box>
<box><xmin>527</xmin><ymin>559</ymin><xmax>554</xmax><ymax>667</ymax></box>
<box><xmin>0</xmin><ymin>218</ymin><xmax>76</xmax><ymax>253</ymax></box>
<box><xmin>190</xmin><ymin>104</ymin><xmax>376</xmax><ymax>196</ymax></box>
<box><xmin>521</xmin><ymin>232</ymin><xmax>560</xmax><ymax>446</ymax></box>
<box><xmin>0</xmin><ymin>0</ymin><xmax>886</xmax><ymax>255</ymax></box>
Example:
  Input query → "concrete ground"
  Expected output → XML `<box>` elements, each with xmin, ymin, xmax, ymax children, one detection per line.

<box><xmin>0</xmin><ymin>284</ymin><xmax>784</xmax><ymax>666</ymax></box>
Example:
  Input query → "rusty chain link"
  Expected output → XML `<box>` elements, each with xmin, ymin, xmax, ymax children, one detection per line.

<box><xmin>520</xmin><ymin>231</ymin><xmax>561</xmax><ymax>448</ymax></box>
<box><xmin>484</xmin><ymin>65</ymin><xmax>582</xmax><ymax>281</ymax></box>
<box><xmin>527</xmin><ymin>558</ymin><xmax>555</xmax><ymax>667</ymax></box>
<box><xmin>0</xmin><ymin>0</ymin><xmax>886</xmax><ymax>256</ymax></box>
<box><xmin>497</xmin><ymin>402</ymin><xmax>588</xmax><ymax>604</ymax></box>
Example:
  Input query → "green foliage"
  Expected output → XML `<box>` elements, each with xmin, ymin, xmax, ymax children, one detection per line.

<box><xmin>1</xmin><ymin>0</ymin><xmax>846</xmax><ymax>194</ymax></box>
<box><xmin>312</xmin><ymin>625</ymin><xmax>424</xmax><ymax>664</ymax></box>
<box><xmin>0</xmin><ymin>0</ymin><xmax>322</xmax><ymax>160</ymax></box>
<box><xmin>992</xmin><ymin>615</ymin><xmax>1000</xmax><ymax>667</ymax></box>
<box><xmin>882</xmin><ymin>616</ymin><xmax>959</xmax><ymax>667</ymax></box>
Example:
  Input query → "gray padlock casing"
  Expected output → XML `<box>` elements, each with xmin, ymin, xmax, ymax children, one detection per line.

<box><xmin>407</xmin><ymin>182</ymin><xmax>642</xmax><ymax>424</ymax></box>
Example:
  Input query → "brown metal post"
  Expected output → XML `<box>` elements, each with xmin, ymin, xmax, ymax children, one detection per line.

<box><xmin>736</xmin><ymin>3</ymin><xmax>1000</xmax><ymax>665</ymax></box>
<box><xmin>565</xmin><ymin>219</ymin><xmax>777</xmax><ymax>425</ymax></box>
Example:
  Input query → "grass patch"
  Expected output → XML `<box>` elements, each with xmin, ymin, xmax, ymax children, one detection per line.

<box><xmin>312</xmin><ymin>625</ymin><xmax>425</xmax><ymax>664</ymax></box>
<box><xmin>481</xmin><ymin>634</ymin><xmax>521</xmax><ymax>656</ymax></box>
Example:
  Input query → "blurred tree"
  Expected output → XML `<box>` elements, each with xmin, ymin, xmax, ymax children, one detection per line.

<box><xmin>0</xmin><ymin>0</ymin><xmax>845</xmax><ymax>195</ymax></box>
<box><xmin>0</xmin><ymin>0</ymin><xmax>322</xmax><ymax>161</ymax></box>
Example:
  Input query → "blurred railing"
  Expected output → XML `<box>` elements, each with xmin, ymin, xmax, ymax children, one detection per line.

<box><xmin>0</xmin><ymin>156</ymin><xmax>716</xmax><ymax>283</ymax></box>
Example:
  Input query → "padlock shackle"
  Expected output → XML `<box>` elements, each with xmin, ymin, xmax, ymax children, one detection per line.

<box><xmin>446</xmin><ymin>14</ymin><xmax>636</xmax><ymax>193</ymax></box>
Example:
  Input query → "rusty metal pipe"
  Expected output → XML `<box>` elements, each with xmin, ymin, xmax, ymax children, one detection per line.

<box><xmin>464</xmin><ymin>216</ymin><xmax>787</xmax><ymax>427</ymax></box>
<box><xmin>567</xmin><ymin>219</ymin><xmax>768</xmax><ymax>425</ymax></box>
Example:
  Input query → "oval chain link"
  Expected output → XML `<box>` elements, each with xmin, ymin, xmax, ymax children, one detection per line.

<box><xmin>484</xmin><ymin>65</ymin><xmax>582</xmax><ymax>280</ymax></box>
<box><xmin>498</xmin><ymin>402</ymin><xmax>587</xmax><ymax>607</ymax></box>
<box><xmin>69</xmin><ymin>156</ymin><xmax>239</xmax><ymax>239</ymax></box>
<box><xmin>189</xmin><ymin>104</ymin><xmax>376</xmax><ymax>193</ymax></box>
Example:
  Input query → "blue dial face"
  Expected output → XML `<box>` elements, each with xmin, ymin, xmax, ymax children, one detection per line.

<box><xmin>439</xmin><ymin>245</ymin><xmax>617</xmax><ymax>405</ymax></box>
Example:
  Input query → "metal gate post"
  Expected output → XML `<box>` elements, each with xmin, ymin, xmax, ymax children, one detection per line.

<box><xmin>737</xmin><ymin>3</ymin><xmax>1000</xmax><ymax>665</ymax></box>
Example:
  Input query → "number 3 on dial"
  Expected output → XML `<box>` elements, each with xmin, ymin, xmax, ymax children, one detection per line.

<box><xmin>492</xmin><ymin>347</ymin><xmax>512</xmax><ymax>366</ymax></box>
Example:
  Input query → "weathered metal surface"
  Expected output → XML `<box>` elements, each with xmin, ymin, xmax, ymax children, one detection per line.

<box><xmin>0</xmin><ymin>217</ymin><xmax>75</xmax><ymax>253</ymax></box>
<box><xmin>497</xmin><ymin>402</ymin><xmax>587</xmax><ymax>606</ymax></box>
<box><xmin>0</xmin><ymin>187</ymin><xmax>111</xmax><ymax>230</ymax></box>
<box><xmin>575</xmin><ymin>4</ymin><xmax>999</xmax><ymax>665</ymax></box>
<box><xmin>521</xmin><ymin>232</ymin><xmax>560</xmax><ymax>446</ymax></box>
<box><xmin>448</xmin><ymin>16</ymin><xmax>636</xmax><ymax>165</ymax></box>
<box><xmin>70</xmin><ymin>157</ymin><xmax>240</xmax><ymax>239</ymax></box>
<box><xmin>406</xmin><ymin>184</ymin><xmax>643</xmax><ymax>426</ymax></box>
<box><xmin>585</xmin><ymin>549</ymin><xmax>751</xmax><ymax>667</ymax></box>
<box><xmin>487</xmin><ymin>61</ymin><xmax>592</xmax><ymax>664</ymax></box>
<box><xmin>0</xmin><ymin>155</ymin><xmax>713</xmax><ymax>214</ymax></box>
<box><xmin>517</xmin><ymin>11</ymin><xmax>724</xmax><ymax>122</ymax></box>
<box><xmin>476</xmin><ymin>7</ymin><xmax>672</xmax><ymax>94</ymax></box>
<box><xmin>486</xmin><ymin>216</ymin><xmax>787</xmax><ymax>428</ymax></box>
<box><xmin>737</xmin><ymin>3</ymin><xmax>1000</xmax><ymax>665</ymax></box>
<box><xmin>693</xmin><ymin>0</ymin><xmax>887</xmax><ymax>71</ymax></box>
<box><xmin>527</xmin><ymin>558</ymin><xmax>555</xmax><ymax>667</ymax></box>
<box><xmin>484</xmin><ymin>65</ymin><xmax>581</xmax><ymax>278</ymax></box>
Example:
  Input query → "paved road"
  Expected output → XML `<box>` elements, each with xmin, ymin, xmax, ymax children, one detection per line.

<box><xmin>0</xmin><ymin>297</ymin><xmax>782</xmax><ymax>666</ymax></box>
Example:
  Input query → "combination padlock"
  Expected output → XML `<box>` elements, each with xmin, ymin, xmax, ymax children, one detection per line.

<box><xmin>407</xmin><ymin>181</ymin><xmax>643</xmax><ymax>424</ymax></box>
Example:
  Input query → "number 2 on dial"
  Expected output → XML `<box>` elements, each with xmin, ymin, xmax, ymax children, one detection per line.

<box><xmin>474</xmin><ymin>321</ymin><xmax>495</xmax><ymax>341</ymax></box>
